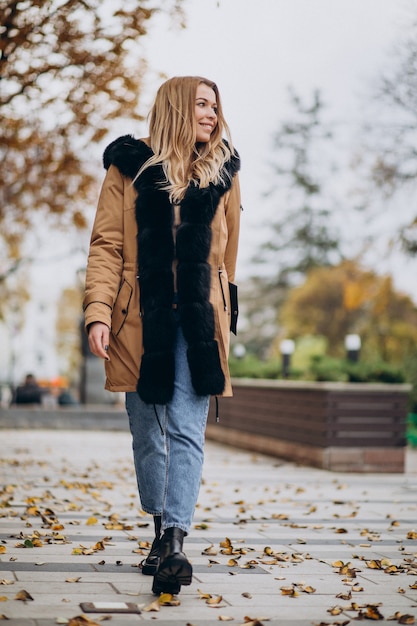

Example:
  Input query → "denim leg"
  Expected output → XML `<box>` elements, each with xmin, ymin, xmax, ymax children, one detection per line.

<box><xmin>125</xmin><ymin>391</ymin><xmax>166</xmax><ymax>515</ymax></box>
<box><xmin>125</xmin><ymin>323</ymin><xmax>210</xmax><ymax>533</ymax></box>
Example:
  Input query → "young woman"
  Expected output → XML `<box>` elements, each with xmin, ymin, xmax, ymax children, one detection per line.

<box><xmin>84</xmin><ymin>76</ymin><xmax>241</xmax><ymax>595</ymax></box>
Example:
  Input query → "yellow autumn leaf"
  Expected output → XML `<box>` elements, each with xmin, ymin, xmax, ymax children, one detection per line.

<box><xmin>159</xmin><ymin>593</ymin><xmax>180</xmax><ymax>606</ymax></box>
<box><xmin>206</xmin><ymin>595</ymin><xmax>223</xmax><ymax>605</ymax></box>
<box><xmin>0</xmin><ymin>597</ymin><xmax>8</xmax><ymax>602</ymax></box>
<box><xmin>0</xmin><ymin>547</ymin><xmax>6</xmax><ymax>554</ymax></box>
<box><xmin>86</xmin><ymin>517</ymin><xmax>98</xmax><ymax>526</ymax></box>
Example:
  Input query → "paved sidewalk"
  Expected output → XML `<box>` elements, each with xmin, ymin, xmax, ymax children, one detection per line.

<box><xmin>0</xmin><ymin>428</ymin><xmax>416</xmax><ymax>626</ymax></box>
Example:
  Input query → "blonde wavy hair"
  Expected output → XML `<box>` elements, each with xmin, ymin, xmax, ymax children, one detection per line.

<box><xmin>135</xmin><ymin>76</ymin><xmax>234</xmax><ymax>204</ymax></box>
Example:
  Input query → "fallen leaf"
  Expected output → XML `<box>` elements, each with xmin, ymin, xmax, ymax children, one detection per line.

<box><xmin>65</xmin><ymin>577</ymin><xmax>81</xmax><ymax>583</ymax></box>
<box><xmin>363</xmin><ymin>605</ymin><xmax>384</xmax><ymax>620</ymax></box>
<box><xmin>206</xmin><ymin>595</ymin><xmax>223</xmax><ymax>605</ymax></box>
<box><xmin>68</xmin><ymin>616</ymin><xmax>102</xmax><ymax>626</ymax></box>
<box><xmin>0</xmin><ymin>581</ymin><xmax>13</xmax><ymax>586</ymax></box>
<box><xmin>159</xmin><ymin>593</ymin><xmax>180</xmax><ymax>606</ymax></box>
<box><xmin>0</xmin><ymin>548</ymin><xmax>6</xmax><ymax>555</ymax></box>
<box><xmin>242</xmin><ymin>592</ymin><xmax>252</xmax><ymax>598</ymax></box>
<box><xmin>86</xmin><ymin>517</ymin><xmax>98</xmax><ymax>525</ymax></box>
<box><xmin>15</xmin><ymin>589</ymin><xmax>34</xmax><ymax>601</ymax></box>
<box><xmin>280</xmin><ymin>585</ymin><xmax>299</xmax><ymax>597</ymax></box>
<box><xmin>218</xmin><ymin>616</ymin><xmax>234</xmax><ymax>621</ymax></box>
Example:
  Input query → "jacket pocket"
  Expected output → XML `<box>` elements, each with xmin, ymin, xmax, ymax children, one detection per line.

<box><xmin>111</xmin><ymin>279</ymin><xmax>133</xmax><ymax>336</ymax></box>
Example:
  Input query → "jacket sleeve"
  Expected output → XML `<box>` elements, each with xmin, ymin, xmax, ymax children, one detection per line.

<box><xmin>224</xmin><ymin>173</ymin><xmax>241</xmax><ymax>283</ymax></box>
<box><xmin>83</xmin><ymin>165</ymin><xmax>125</xmax><ymax>330</ymax></box>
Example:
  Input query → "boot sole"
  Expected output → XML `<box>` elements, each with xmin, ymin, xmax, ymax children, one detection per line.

<box><xmin>152</xmin><ymin>554</ymin><xmax>193</xmax><ymax>595</ymax></box>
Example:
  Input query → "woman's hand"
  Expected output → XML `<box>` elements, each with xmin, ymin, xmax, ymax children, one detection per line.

<box><xmin>88</xmin><ymin>322</ymin><xmax>110</xmax><ymax>360</ymax></box>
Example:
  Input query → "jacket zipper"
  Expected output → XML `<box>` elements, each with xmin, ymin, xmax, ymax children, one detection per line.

<box><xmin>218</xmin><ymin>267</ymin><xmax>228</xmax><ymax>312</ymax></box>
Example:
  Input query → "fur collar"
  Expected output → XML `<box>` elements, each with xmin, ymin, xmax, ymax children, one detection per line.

<box><xmin>103</xmin><ymin>135</ymin><xmax>240</xmax><ymax>404</ymax></box>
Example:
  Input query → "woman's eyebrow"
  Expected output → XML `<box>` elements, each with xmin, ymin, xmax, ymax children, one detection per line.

<box><xmin>196</xmin><ymin>97</ymin><xmax>217</xmax><ymax>105</ymax></box>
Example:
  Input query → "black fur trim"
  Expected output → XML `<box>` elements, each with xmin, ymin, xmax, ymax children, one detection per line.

<box><xmin>103</xmin><ymin>136</ymin><xmax>240</xmax><ymax>404</ymax></box>
<box><xmin>137</xmin><ymin>351</ymin><xmax>175</xmax><ymax>405</ymax></box>
<box><xmin>187</xmin><ymin>341</ymin><xmax>225</xmax><ymax>396</ymax></box>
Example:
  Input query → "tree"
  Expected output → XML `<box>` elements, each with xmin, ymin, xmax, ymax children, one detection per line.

<box><xmin>242</xmin><ymin>89</ymin><xmax>344</xmax><ymax>357</ymax></box>
<box><xmin>365</xmin><ymin>14</ymin><xmax>417</xmax><ymax>254</ymax></box>
<box><xmin>279</xmin><ymin>260</ymin><xmax>417</xmax><ymax>364</ymax></box>
<box><xmin>0</xmin><ymin>0</ymin><xmax>184</xmax><ymax>284</ymax></box>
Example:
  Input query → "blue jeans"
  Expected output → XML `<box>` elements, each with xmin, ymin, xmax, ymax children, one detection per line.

<box><xmin>125</xmin><ymin>322</ymin><xmax>210</xmax><ymax>534</ymax></box>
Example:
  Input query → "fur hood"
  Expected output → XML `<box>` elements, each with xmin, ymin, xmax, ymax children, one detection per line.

<box><xmin>103</xmin><ymin>135</ymin><xmax>240</xmax><ymax>405</ymax></box>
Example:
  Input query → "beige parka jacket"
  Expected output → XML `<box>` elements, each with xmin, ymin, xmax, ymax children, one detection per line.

<box><xmin>83</xmin><ymin>137</ymin><xmax>241</xmax><ymax>398</ymax></box>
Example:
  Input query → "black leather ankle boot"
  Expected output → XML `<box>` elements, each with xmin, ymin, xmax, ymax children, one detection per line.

<box><xmin>141</xmin><ymin>516</ymin><xmax>161</xmax><ymax>576</ymax></box>
<box><xmin>152</xmin><ymin>527</ymin><xmax>192</xmax><ymax>595</ymax></box>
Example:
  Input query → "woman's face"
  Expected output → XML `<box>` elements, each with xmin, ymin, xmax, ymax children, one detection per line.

<box><xmin>195</xmin><ymin>83</ymin><xmax>218</xmax><ymax>143</ymax></box>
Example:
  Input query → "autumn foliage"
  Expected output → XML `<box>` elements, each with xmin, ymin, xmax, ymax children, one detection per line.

<box><xmin>280</xmin><ymin>260</ymin><xmax>417</xmax><ymax>363</ymax></box>
<box><xmin>0</xmin><ymin>0</ymin><xmax>183</xmax><ymax>286</ymax></box>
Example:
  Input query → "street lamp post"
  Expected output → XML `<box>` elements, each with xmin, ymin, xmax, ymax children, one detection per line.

<box><xmin>345</xmin><ymin>334</ymin><xmax>361</xmax><ymax>363</ymax></box>
<box><xmin>280</xmin><ymin>339</ymin><xmax>295</xmax><ymax>379</ymax></box>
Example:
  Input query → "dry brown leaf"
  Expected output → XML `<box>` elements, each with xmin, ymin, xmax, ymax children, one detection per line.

<box><xmin>242</xmin><ymin>592</ymin><xmax>252</xmax><ymax>598</ymax></box>
<box><xmin>65</xmin><ymin>577</ymin><xmax>81</xmax><ymax>583</ymax></box>
<box><xmin>407</xmin><ymin>531</ymin><xmax>417</xmax><ymax>540</ymax></box>
<box><xmin>15</xmin><ymin>589</ymin><xmax>34</xmax><ymax>601</ymax></box>
<box><xmin>0</xmin><ymin>597</ymin><xmax>7</xmax><ymax>602</ymax></box>
<box><xmin>280</xmin><ymin>585</ymin><xmax>299</xmax><ymax>597</ymax></box>
<box><xmin>327</xmin><ymin>606</ymin><xmax>343</xmax><ymax>616</ymax></box>
<box><xmin>363</xmin><ymin>605</ymin><xmax>384</xmax><ymax>620</ymax></box>
<box><xmin>203</xmin><ymin>544</ymin><xmax>218</xmax><ymax>555</ymax></box>
<box><xmin>336</xmin><ymin>591</ymin><xmax>352</xmax><ymax>600</ymax></box>
<box><xmin>218</xmin><ymin>616</ymin><xmax>234</xmax><ymax>621</ymax></box>
<box><xmin>0</xmin><ymin>548</ymin><xmax>6</xmax><ymax>555</ymax></box>
<box><xmin>240</xmin><ymin>618</ymin><xmax>268</xmax><ymax>626</ymax></box>
<box><xmin>206</xmin><ymin>595</ymin><xmax>223</xmax><ymax>605</ymax></box>
<box><xmin>68</xmin><ymin>616</ymin><xmax>102</xmax><ymax>626</ymax></box>
<box><xmin>0</xmin><ymin>581</ymin><xmax>13</xmax><ymax>586</ymax></box>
